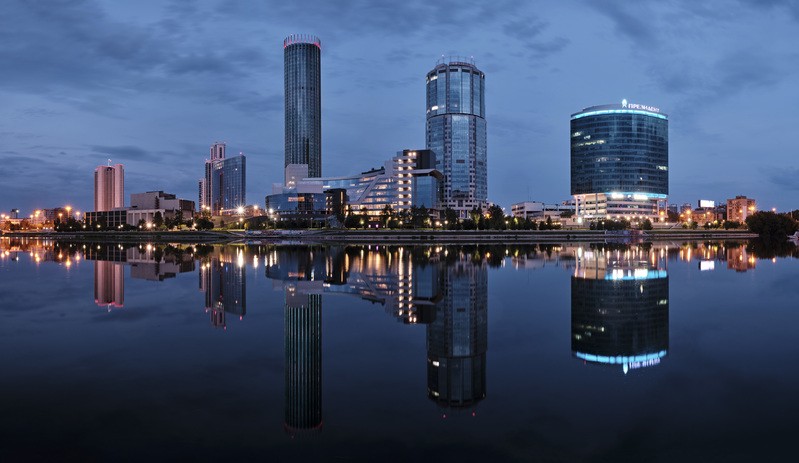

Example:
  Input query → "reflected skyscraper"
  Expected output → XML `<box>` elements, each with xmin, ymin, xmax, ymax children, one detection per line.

<box><xmin>284</xmin><ymin>288</ymin><xmax>322</xmax><ymax>432</ymax></box>
<box><xmin>571</xmin><ymin>245</ymin><xmax>669</xmax><ymax>373</ymax></box>
<box><xmin>284</xmin><ymin>34</ymin><xmax>322</xmax><ymax>177</ymax></box>
<box><xmin>427</xmin><ymin>257</ymin><xmax>488</xmax><ymax>409</ymax></box>
<box><xmin>94</xmin><ymin>260</ymin><xmax>124</xmax><ymax>308</ymax></box>
<box><xmin>264</xmin><ymin>247</ymin><xmax>326</xmax><ymax>433</ymax></box>
<box><xmin>199</xmin><ymin>251</ymin><xmax>246</xmax><ymax>329</ymax></box>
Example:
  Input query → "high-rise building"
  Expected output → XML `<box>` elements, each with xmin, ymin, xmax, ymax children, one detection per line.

<box><xmin>284</xmin><ymin>34</ymin><xmax>322</xmax><ymax>178</ymax></box>
<box><xmin>425</xmin><ymin>58</ymin><xmax>487</xmax><ymax>217</ymax></box>
<box><xmin>94</xmin><ymin>163</ymin><xmax>124</xmax><ymax>212</ymax></box>
<box><xmin>726</xmin><ymin>196</ymin><xmax>756</xmax><ymax>223</ymax></box>
<box><xmin>571</xmin><ymin>101</ymin><xmax>669</xmax><ymax>221</ymax></box>
<box><xmin>199</xmin><ymin>142</ymin><xmax>246</xmax><ymax>215</ymax></box>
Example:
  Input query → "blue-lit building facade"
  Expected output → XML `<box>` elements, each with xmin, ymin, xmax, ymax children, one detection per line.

<box><xmin>426</xmin><ymin>59</ymin><xmax>487</xmax><ymax>217</ymax></box>
<box><xmin>284</xmin><ymin>34</ymin><xmax>322</xmax><ymax>178</ymax></box>
<box><xmin>211</xmin><ymin>155</ymin><xmax>246</xmax><ymax>215</ymax></box>
<box><xmin>570</xmin><ymin>102</ymin><xmax>668</xmax><ymax>221</ymax></box>
<box><xmin>571</xmin><ymin>244</ymin><xmax>669</xmax><ymax>374</ymax></box>
<box><xmin>199</xmin><ymin>142</ymin><xmax>246</xmax><ymax>216</ymax></box>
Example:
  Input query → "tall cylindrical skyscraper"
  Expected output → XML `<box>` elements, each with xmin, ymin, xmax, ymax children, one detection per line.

<box><xmin>425</xmin><ymin>58</ymin><xmax>486</xmax><ymax>217</ymax></box>
<box><xmin>284</xmin><ymin>34</ymin><xmax>322</xmax><ymax>178</ymax></box>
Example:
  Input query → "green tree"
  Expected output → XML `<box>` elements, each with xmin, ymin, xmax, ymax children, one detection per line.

<box><xmin>411</xmin><ymin>206</ymin><xmax>429</xmax><ymax>228</ymax></box>
<box><xmin>642</xmin><ymin>219</ymin><xmax>653</xmax><ymax>230</ymax></box>
<box><xmin>195</xmin><ymin>218</ymin><xmax>214</xmax><ymax>230</ymax></box>
<box><xmin>153</xmin><ymin>211</ymin><xmax>164</xmax><ymax>228</ymax></box>
<box><xmin>443</xmin><ymin>208</ymin><xmax>459</xmax><ymax>230</ymax></box>
<box><xmin>487</xmin><ymin>205</ymin><xmax>505</xmax><ymax>230</ymax></box>
<box><xmin>380</xmin><ymin>205</ymin><xmax>394</xmax><ymax>228</ymax></box>
<box><xmin>745</xmin><ymin>211</ymin><xmax>798</xmax><ymax>239</ymax></box>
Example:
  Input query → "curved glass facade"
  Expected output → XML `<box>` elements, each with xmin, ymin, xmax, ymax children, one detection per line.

<box><xmin>425</xmin><ymin>60</ymin><xmax>486</xmax><ymax>216</ymax></box>
<box><xmin>570</xmin><ymin>104</ymin><xmax>668</xmax><ymax>196</ymax></box>
<box><xmin>284</xmin><ymin>35</ymin><xmax>322</xmax><ymax>177</ymax></box>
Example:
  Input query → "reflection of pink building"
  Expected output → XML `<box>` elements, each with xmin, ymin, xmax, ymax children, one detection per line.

<box><xmin>94</xmin><ymin>260</ymin><xmax>124</xmax><ymax>308</ymax></box>
<box><xmin>727</xmin><ymin>247</ymin><xmax>756</xmax><ymax>272</ymax></box>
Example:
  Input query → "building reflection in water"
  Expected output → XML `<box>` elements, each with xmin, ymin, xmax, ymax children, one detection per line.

<box><xmin>266</xmin><ymin>247</ymin><xmax>329</xmax><ymax>433</ymax></box>
<box><xmin>199</xmin><ymin>249</ymin><xmax>246</xmax><ymax>329</ymax></box>
<box><xmin>94</xmin><ymin>260</ymin><xmax>125</xmax><ymax>309</ymax></box>
<box><xmin>88</xmin><ymin>244</ymin><xmax>127</xmax><ymax>309</ymax></box>
<box><xmin>427</xmin><ymin>255</ymin><xmax>488</xmax><ymax>411</ymax></box>
<box><xmin>264</xmin><ymin>245</ymin><xmax>490</xmax><ymax>428</ymax></box>
<box><xmin>84</xmin><ymin>243</ymin><xmax>197</xmax><ymax>311</ymax></box>
<box><xmin>571</xmin><ymin>244</ymin><xmax>669</xmax><ymax>374</ymax></box>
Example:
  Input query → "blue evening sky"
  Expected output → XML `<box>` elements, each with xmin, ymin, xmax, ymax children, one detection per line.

<box><xmin>1</xmin><ymin>0</ymin><xmax>797</xmax><ymax>213</ymax></box>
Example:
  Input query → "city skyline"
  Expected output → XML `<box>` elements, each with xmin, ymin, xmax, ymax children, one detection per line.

<box><xmin>2</xmin><ymin>0</ymin><xmax>798</xmax><ymax>213</ymax></box>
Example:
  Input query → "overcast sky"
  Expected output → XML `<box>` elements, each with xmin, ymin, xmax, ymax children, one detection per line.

<box><xmin>1</xmin><ymin>0</ymin><xmax>798</xmax><ymax>214</ymax></box>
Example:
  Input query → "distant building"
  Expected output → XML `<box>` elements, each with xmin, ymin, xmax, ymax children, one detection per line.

<box><xmin>85</xmin><ymin>210</ymin><xmax>128</xmax><ymax>229</ymax></box>
<box><xmin>511</xmin><ymin>201</ymin><xmax>575</xmax><ymax>220</ymax></box>
<box><xmin>94</xmin><ymin>164</ymin><xmax>124</xmax><ymax>212</ymax></box>
<box><xmin>571</xmin><ymin>101</ymin><xmax>668</xmax><ymax>221</ymax></box>
<box><xmin>199</xmin><ymin>142</ymin><xmax>246</xmax><ymax>215</ymax></box>
<box><xmin>726</xmin><ymin>196</ymin><xmax>756</xmax><ymax>223</ymax></box>
<box><xmin>285</xmin><ymin>34</ymin><xmax>322</xmax><ymax>178</ymax></box>
<box><xmin>426</xmin><ymin>58</ymin><xmax>487</xmax><ymax>217</ymax></box>
<box><xmin>127</xmin><ymin>191</ymin><xmax>195</xmax><ymax>227</ymax></box>
<box><xmin>271</xmin><ymin>149</ymin><xmax>443</xmax><ymax>222</ymax></box>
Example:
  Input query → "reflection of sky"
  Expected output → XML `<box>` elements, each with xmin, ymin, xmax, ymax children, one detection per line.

<box><xmin>1</xmin><ymin>243</ymin><xmax>799</xmax><ymax>459</ymax></box>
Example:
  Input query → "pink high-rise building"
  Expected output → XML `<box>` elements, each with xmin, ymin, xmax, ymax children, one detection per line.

<box><xmin>94</xmin><ymin>164</ymin><xmax>125</xmax><ymax>211</ymax></box>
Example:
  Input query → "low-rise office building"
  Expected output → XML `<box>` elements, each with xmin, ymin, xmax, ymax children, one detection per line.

<box><xmin>511</xmin><ymin>201</ymin><xmax>575</xmax><ymax>220</ymax></box>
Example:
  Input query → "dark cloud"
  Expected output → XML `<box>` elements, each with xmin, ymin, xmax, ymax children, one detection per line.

<box><xmin>766</xmin><ymin>167</ymin><xmax>799</xmax><ymax>192</ymax></box>
<box><xmin>89</xmin><ymin>145</ymin><xmax>157</xmax><ymax>161</ymax></box>
<box><xmin>503</xmin><ymin>19</ymin><xmax>570</xmax><ymax>59</ymax></box>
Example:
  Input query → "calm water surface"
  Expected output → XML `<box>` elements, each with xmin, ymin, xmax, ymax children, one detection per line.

<box><xmin>1</xmin><ymin>238</ymin><xmax>798</xmax><ymax>462</ymax></box>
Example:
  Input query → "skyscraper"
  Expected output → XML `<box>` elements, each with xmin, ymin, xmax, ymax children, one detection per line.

<box><xmin>94</xmin><ymin>163</ymin><xmax>124</xmax><ymax>212</ymax></box>
<box><xmin>571</xmin><ymin>101</ymin><xmax>669</xmax><ymax>221</ymax></box>
<box><xmin>284</xmin><ymin>34</ymin><xmax>322</xmax><ymax>178</ymax></box>
<box><xmin>425</xmin><ymin>58</ymin><xmax>487</xmax><ymax>217</ymax></box>
<box><xmin>199</xmin><ymin>142</ymin><xmax>246</xmax><ymax>215</ymax></box>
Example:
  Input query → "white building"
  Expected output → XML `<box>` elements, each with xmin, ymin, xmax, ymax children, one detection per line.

<box><xmin>511</xmin><ymin>201</ymin><xmax>575</xmax><ymax>220</ymax></box>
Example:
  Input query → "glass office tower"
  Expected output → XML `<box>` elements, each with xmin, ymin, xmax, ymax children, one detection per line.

<box><xmin>210</xmin><ymin>155</ymin><xmax>246</xmax><ymax>215</ymax></box>
<box><xmin>571</xmin><ymin>101</ymin><xmax>668</xmax><ymax>221</ymax></box>
<box><xmin>284</xmin><ymin>34</ymin><xmax>322</xmax><ymax>178</ymax></box>
<box><xmin>425</xmin><ymin>58</ymin><xmax>486</xmax><ymax>217</ymax></box>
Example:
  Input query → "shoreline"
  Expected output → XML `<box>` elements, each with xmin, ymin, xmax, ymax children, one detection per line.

<box><xmin>1</xmin><ymin>229</ymin><xmax>759</xmax><ymax>244</ymax></box>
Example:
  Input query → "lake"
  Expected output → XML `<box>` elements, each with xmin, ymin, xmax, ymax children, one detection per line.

<box><xmin>1</xmin><ymin>238</ymin><xmax>797</xmax><ymax>462</ymax></box>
